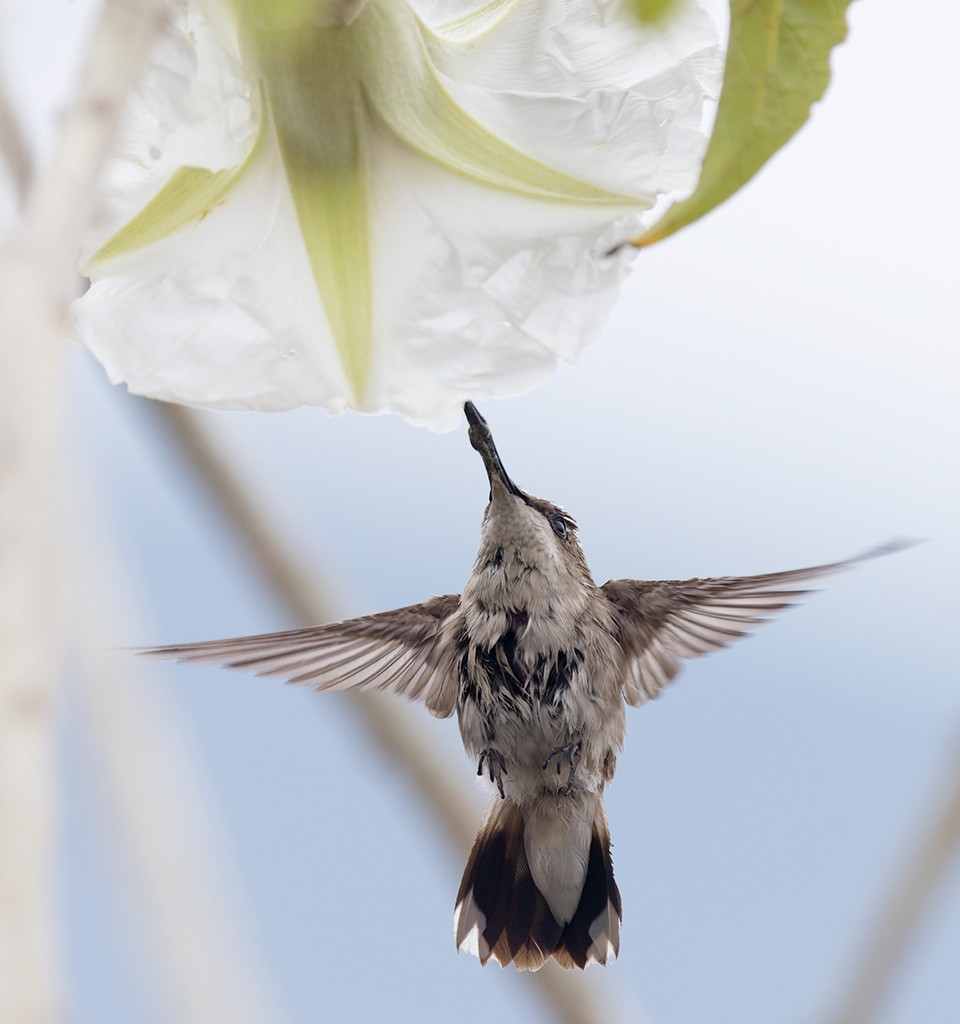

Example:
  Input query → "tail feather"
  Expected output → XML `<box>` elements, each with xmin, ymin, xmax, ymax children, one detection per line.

<box><xmin>472</xmin><ymin>806</ymin><xmax>522</xmax><ymax>959</ymax></box>
<box><xmin>455</xmin><ymin>795</ymin><xmax>621</xmax><ymax>971</ymax></box>
<box><xmin>454</xmin><ymin>802</ymin><xmax>561</xmax><ymax>970</ymax></box>
<box><xmin>553</xmin><ymin>808</ymin><xmax>622</xmax><ymax>969</ymax></box>
<box><xmin>501</xmin><ymin>862</ymin><xmax>562</xmax><ymax>971</ymax></box>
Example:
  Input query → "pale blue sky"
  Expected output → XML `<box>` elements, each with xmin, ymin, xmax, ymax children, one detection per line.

<box><xmin>4</xmin><ymin>1</ymin><xmax>959</xmax><ymax>1022</ymax></box>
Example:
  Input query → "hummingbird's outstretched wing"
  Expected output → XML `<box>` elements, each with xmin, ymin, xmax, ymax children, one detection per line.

<box><xmin>139</xmin><ymin>594</ymin><xmax>463</xmax><ymax>717</ymax></box>
<box><xmin>601</xmin><ymin>541</ymin><xmax>914</xmax><ymax>707</ymax></box>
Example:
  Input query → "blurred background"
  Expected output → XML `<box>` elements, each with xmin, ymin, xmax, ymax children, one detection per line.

<box><xmin>2</xmin><ymin>1</ymin><xmax>958</xmax><ymax>1023</ymax></box>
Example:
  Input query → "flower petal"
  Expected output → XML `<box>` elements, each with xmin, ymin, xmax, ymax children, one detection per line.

<box><xmin>252</xmin><ymin>25</ymin><xmax>374</xmax><ymax>398</ymax></box>
<box><xmin>76</xmin><ymin>0</ymin><xmax>723</xmax><ymax>429</ymax></box>
<box><xmin>359</xmin><ymin>2</ymin><xmax>638</xmax><ymax>203</ymax></box>
<box><xmin>359</xmin><ymin>124</ymin><xmax>642</xmax><ymax>428</ymax></box>
<box><xmin>82</xmin><ymin>1</ymin><xmax>256</xmax><ymax>269</ymax></box>
<box><xmin>76</xmin><ymin>125</ymin><xmax>352</xmax><ymax>413</ymax></box>
<box><xmin>76</xmin><ymin>117</ymin><xmax>640</xmax><ymax>430</ymax></box>
<box><xmin>88</xmin><ymin>129</ymin><xmax>264</xmax><ymax>266</ymax></box>
<box><xmin>423</xmin><ymin>0</ymin><xmax>723</xmax><ymax>201</ymax></box>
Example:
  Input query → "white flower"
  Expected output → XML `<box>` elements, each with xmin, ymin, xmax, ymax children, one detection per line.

<box><xmin>75</xmin><ymin>0</ymin><xmax>722</xmax><ymax>429</ymax></box>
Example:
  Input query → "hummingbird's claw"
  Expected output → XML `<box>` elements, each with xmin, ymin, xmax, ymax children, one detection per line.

<box><xmin>477</xmin><ymin>747</ymin><xmax>508</xmax><ymax>799</ymax></box>
<box><xmin>543</xmin><ymin>740</ymin><xmax>582</xmax><ymax>795</ymax></box>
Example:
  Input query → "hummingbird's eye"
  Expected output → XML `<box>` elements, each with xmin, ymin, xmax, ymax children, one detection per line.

<box><xmin>550</xmin><ymin>516</ymin><xmax>568</xmax><ymax>538</ymax></box>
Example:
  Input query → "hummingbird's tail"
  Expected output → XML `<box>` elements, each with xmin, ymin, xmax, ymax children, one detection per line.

<box><xmin>454</xmin><ymin>790</ymin><xmax>621</xmax><ymax>971</ymax></box>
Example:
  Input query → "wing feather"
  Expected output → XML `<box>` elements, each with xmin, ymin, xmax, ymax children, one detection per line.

<box><xmin>603</xmin><ymin>541</ymin><xmax>916</xmax><ymax>707</ymax></box>
<box><xmin>139</xmin><ymin>594</ymin><xmax>463</xmax><ymax>717</ymax></box>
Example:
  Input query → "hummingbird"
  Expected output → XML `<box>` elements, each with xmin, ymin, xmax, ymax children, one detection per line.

<box><xmin>142</xmin><ymin>402</ymin><xmax>912</xmax><ymax>971</ymax></box>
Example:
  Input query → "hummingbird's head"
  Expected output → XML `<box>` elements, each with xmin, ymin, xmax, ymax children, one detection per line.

<box><xmin>464</xmin><ymin>403</ymin><xmax>593</xmax><ymax>599</ymax></box>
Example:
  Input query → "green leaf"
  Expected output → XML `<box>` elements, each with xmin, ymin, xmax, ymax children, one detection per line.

<box><xmin>632</xmin><ymin>0</ymin><xmax>853</xmax><ymax>247</ymax></box>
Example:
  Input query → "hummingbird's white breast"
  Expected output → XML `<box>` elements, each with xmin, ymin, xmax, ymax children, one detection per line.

<box><xmin>455</xmin><ymin>496</ymin><xmax>625</xmax><ymax>806</ymax></box>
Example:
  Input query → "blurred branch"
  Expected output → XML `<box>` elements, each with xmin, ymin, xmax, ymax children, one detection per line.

<box><xmin>823</xmin><ymin>744</ymin><xmax>960</xmax><ymax>1024</ymax></box>
<box><xmin>0</xmin><ymin>72</ymin><xmax>33</xmax><ymax>201</ymax></box>
<box><xmin>70</xmin><ymin>524</ymin><xmax>289</xmax><ymax>1024</ymax></box>
<box><xmin>0</xmin><ymin>2</ymin><xmax>168</xmax><ymax>1021</ymax></box>
<box><xmin>155</xmin><ymin>402</ymin><xmax>627</xmax><ymax>1024</ymax></box>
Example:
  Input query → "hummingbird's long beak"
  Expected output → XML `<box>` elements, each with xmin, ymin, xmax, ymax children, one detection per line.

<box><xmin>464</xmin><ymin>402</ymin><xmax>523</xmax><ymax>498</ymax></box>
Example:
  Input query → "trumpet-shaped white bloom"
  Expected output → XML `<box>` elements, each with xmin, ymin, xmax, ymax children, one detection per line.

<box><xmin>75</xmin><ymin>0</ymin><xmax>722</xmax><ymax>429</ymax></box>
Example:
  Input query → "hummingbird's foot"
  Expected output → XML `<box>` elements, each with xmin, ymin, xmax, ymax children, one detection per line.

<box><xmin>477</xmin><ymin>747</ymin><xmax>508</xmax><ymax>799</ymax></box>
<box><xmin>543</xmin><ymin>740</ymin><xmax>582</xmax><ymax>794</ymax></box>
